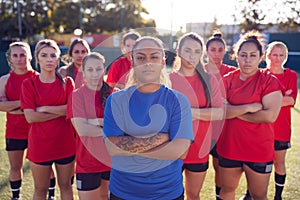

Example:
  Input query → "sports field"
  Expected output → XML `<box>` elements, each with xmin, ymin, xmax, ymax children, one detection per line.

<box><xmin>0</xmin><ymin>94</ymin><xmax>299</xmax><ymax>199</ymax></box>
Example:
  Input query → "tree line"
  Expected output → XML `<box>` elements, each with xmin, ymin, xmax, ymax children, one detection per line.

<box><xmin>0</xmin><ymin>0</ymin><xmax>299</xmax><ymax>41</ymax></box>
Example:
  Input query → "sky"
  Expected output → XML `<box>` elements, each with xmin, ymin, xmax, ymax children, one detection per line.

<box><xmin>141</xmin><ymin>0</ymin><xmax>238</xmax><ymax>33</ymax></box>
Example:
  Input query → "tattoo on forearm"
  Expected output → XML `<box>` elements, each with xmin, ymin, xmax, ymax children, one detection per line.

<box><xmin>116</xmin><ymin>134</ymin><xmax>167</xmax><ymax>153</ymax></box>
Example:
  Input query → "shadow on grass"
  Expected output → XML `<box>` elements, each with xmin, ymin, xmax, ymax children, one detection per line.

<box><xmin>0</xmin><ymin>161</ymin><xmax>30</xmax><ymax>193</ymax></box>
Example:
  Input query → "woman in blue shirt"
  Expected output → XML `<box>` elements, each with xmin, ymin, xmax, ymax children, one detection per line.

<box><xmin>103</xmin><ymin>36</ymin><xmax>194</xmax><ymax>200</ymax></box>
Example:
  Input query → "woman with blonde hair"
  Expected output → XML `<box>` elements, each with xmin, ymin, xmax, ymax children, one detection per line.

<box><xmin>265</xmin><ymin>41</ymin><xmax>298</xmax><ymax>200</ymax></box>
<box><xmin>21</xmin><ymin>39</ymin><xmax>75</xmax><ymax>200</ymax></box>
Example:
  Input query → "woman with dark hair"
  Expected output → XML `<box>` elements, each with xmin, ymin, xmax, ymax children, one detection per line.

<box><xmin>204</xmin><ymin>30</ymin><xmax>236</xmax><ymax>200</ymax></box>
<box><xmin>217</xmin><ymin>31</ymin><xmax>283</xmax><ymax>200</ymax></box>
<box><xmin>170</xmin><ymin>32</ymin><xmax>224</xmax><ymax>200</ymax></box>
<box><xmin>106</xmin><ymin>31</ymin><xmax>141</xmax><ymax>90</ymax></box>
<box><xmin>59</xmin><ymin>38</ymin><xmax>90</xmax><ymax>88</ymax></box>
<box><xmin>20</xmin><ymin>39</ymin><xmax>75</xmax><ymax>199</ymax></box>
<box><xmin>67</xmin><ymin>52</ymin><xmax>112</xmax><ymax>200</ymax></box>
<box><xmin>104</xmin><ymin>36</ymin><xmax>193</xmax><ymax>199</ymax></box>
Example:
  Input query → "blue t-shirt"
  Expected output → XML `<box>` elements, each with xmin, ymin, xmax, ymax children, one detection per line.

<box><xmin>104</xmin><ymin>85</ymin><xmax>193</xmax><ymax>199</ymax></box>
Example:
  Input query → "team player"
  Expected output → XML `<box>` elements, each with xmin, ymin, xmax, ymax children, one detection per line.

<box><xmin>204</xmin><ymin>31</ymin><xmax>236</xmax><ymax>200</ymax></box>
<box><xmin>0</xmin><ymin>42</ymin><xmax>56</xmax><ymax>200</ymax></box>
<box><xmin>67</xmin><ymin>52</ymin><xmax>112</xmax><ymax>200</ymax></box>
<box><xmin>217</xmin><ymin>31</ymin><xmax>283</xmax><ymax>200</ymax></box>
<box><xmin>103</xmin><ymin>36</ymin><xmax>193</xmax><ymax>199</ymax></box>
<box><xmin>59</xmin><ymin>38</ymin><xmax>90</xmax><ymax>88</ymax></box>
<box><xmin>170</xmin><ymin>32</ymin><xmax>224</xmax><ymax>200</ymax></box>
<box><xmin>106</xmin><ymin>31</ymin><xmax>141</xmax><ymax>90</ymax></box>
<box><xmin>20</xmin><ymin>39</ymin><xmax>75</xmax><ymax>200</ymax></box>
<box><xmin>265</xmin><ymin>41</ymin><xmax>298</xmax><ymax>200</ymax></box>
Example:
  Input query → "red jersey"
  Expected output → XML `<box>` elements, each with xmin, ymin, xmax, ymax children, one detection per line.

<box><xmin>266</xmin><ymin>68</ymin><xmax>298</xmax><ymax>141</ymax></box>
<box><xmin>218</xmin><ymin>69</ymin><xmax>283</xmax><ymax>162</ymax></box>
<box><xmin>20</xmin><ymin>75</ymin><xmax>75</xmax><ymax>162</ymax></box>
<box><xmin>67</xmin><ymin>85</ymin><xmax>111</xmax><ymax>173</ymax></box>
<box><xmin>170</xmin><ymin>72</ymin><xmax>223</xmax><ymax>163</ymax></box>
<box><xmin>106</xmin><ymin>56</ymin><xmax>131</xmax><ymax>86</ymax></box>
<box><xmin>72</xmin><ymin>67</ymin><xmax>84</xmax><ymax>89</ymax></box>
<box><xmin>204</xmin><ymin>64</ymin><xmax>236</xmax><ymax>140</ymax></box>
<box><xmin>5</xmin><ymin>70</ymin><xmax>38</xmax><ymax>139</ymax></box>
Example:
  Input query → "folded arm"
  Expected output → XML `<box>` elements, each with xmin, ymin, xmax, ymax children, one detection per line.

<box><xmin>23</xmin><ymin>108</ymin><xmax>61</xmax><ymax>123</ymax></box>
<box><xmin>237</xmin><ymin>91</ymin><xmax>282</xmax><ymax>123</ymax></box>
<box><xmin>36</xmin><ymin>105</ymin><xmax>67</xmax><ymax>116</ymax></box>
<box><xmin>0</xmin><ymin>74</ymin><xmax>21</xmax><ymax>112</ymax></box>
<box><xmin>71</xmin><ymin>118</ymin><xmax>103</xmax><ymax>137</ymax></box>
<box><xmin>191</xmin><ymin>107</ymin><xmax>224</xmax><ymax>121</ymax></box>
<box><xmin>104</xmin><ymin>133</ymin><xmax>170</xmax><ymax>156</ymax></box>
<box><xmin>139</xmin><ymin>138</ymin><xmax>191</xmax><ymax>160</ymax></box>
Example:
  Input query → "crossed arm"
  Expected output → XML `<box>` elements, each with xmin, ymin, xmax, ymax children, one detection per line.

<box><xmin>23</xmin><ymin>105</ymin><xmax>67</xmax><ymax>123</ymax></box>
<box><xmin>0</xmin><ymin>75</ymin><xmax>22</xmax><ymax>113</ymax></box>
<box><xmin>104</xmin><ymin>134</ymin><xmax>191</xmax><ymax>160</ymax></box>
<box><xmin>71</xmin><ymin>118</ymin><xmax>104</xmax><ymax>137</ymax></box>
<box><xmin>226</xmin><ymin>91</ymin><xmax>283</xmax><ymax>123</ymax></box>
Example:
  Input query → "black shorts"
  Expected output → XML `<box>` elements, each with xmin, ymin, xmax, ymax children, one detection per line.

<box><xmin>35</xmin><ymin>155</ymin><xmax>75</xmax><ymax>166</ymax></box>
<box><xmin>274</xmin><ymin>140</ymin><xmax>291</xmax><ymax>150</ymax></box>
<box><xmin>219</xmin><ymin>156</ymin><xmax>273</xmax><ymax>174</ymax></box>
<box><xmin>6</xmin><ymin>138</ymin><xmax>28</xmax><ymax>151</ymax></box>
<box><xmin>182</xmin><ymin>162</ymin><xmax>209</xmax><ymax>172</ymax></box>
<box><xmin>209</xmin><ymin>140</ymin><xmax>219</xmax><ymax>158</ymax></box>
<box><xmin>109</xmin><ymin>191</ymin><xmax>184</xmax><ymax>200</ymax></box>
<box><xmin>76</xmin><ymin>171</ymin><xmax>110</xmax><ymax>191</ymax></box>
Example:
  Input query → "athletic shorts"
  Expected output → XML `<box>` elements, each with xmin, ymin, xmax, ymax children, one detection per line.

<box><xmin>274</xmin><ymin>140</ymin><xmax>291</xmax><ymax>150</ymax></box>
<box><xmin>219</xmin><ymin>156</ymin><xmax>273</xmax><ymax>174</ymax></box>
<box><xmin>209</xmin><ymin>140</ymin><xmax>219</xmax><ymax>158</ymax></box>
<box><xmin>35</xmin><ymin>155</ymin><xmax>75</xmax><ymax>166</ymax></box>
<box><xmin>109</xmin><ymin>191</ymin><xmax>184</xmax><ymax>200</ymax></box>
<box><xmin>6</xmin><ymin>138</ymin><xmax>28</xmax><ymax>151</ymax></box>
<box><xmin>76</xmin><ymin>171</ymin><xmax>110</xmax><ymax>191</ymax></box>
<box><xmin>182</xmin><ymin>162</ymin><xmax>209</xmax><ymax>172</ymax></box>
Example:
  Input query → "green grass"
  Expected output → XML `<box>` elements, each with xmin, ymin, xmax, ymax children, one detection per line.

<box><xmin>0</xmin><ymin>95</ymin><xmax>300</xmax><ymax>199</ymax></box>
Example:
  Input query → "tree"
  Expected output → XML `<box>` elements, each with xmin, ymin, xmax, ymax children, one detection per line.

<box><xmin>80</xmin><ymin>0</ymin><xmax>156</xmax><ymax>33</ymax></box>
<box><xmin>0</xmin><ymin>0</ymin><xmax>156</xmax><ymax>40</ymax></box>
<box><xmin>234</xmin><ymin>0</ymin><xmax>300</xmax><ymax>32</ymax></box>
<box><xmin>0</xmin><ymin>0</ymin><xmax>51</xmax><ymax>40</ymax></box>
<box><xmin>235</xmin><ymin>0</ymin><xmax>266</xmax><ymax>32</ymax></box>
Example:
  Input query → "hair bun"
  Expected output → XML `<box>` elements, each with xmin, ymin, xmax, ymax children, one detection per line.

<box><xmin>213</xmin><ymin>32</ymin><xmax>222</xmax><ymax>38</ymax></box>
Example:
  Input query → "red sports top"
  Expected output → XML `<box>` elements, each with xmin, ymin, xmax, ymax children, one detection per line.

<box><xmin>67</xmin><ymin>85</ymin><xmax>111</xmax><ymax>173</ymax></box>
<box><xmin>218</xmin><ymin>69</ymin><xmax>283</xmax><ymax>162</ymax></box>
<box><xmin>266</xmin><ymin>68</ymin><xmax>298</xmax><ymax>142</ymax></box>
<box><xmin>73</xmin><ymin>67</ymin><xmax>84</xmax><ymax>89</ymax></box>
<box><xmin>170</xmin><ymin>72</ymin><xmax>223</xmax><ymax>163</ymax></box>
<box><xmin>5</xmin><ymin>70</ymin><xmax>38</xmax><ymax>139</ymax></box>
<box><xmin>20</xmin><ymin>75</ymin><xmax>75</xmax><ymax>162</ymax></box>
<box><xmin>106</xmin><ymin>56</ymin><xmax>131</xmax><ymax>86</ymax></box>
<box><xmin>204</xmin><ymin>64</ymin><xmax>236</xmax><ymax>140</ymax></box>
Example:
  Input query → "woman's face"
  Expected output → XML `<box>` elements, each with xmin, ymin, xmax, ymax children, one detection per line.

<box><xmin>38</xmin><ymin>47</ymin><xmax>59</xmax><ymax>73</ymax></box>
<box><xmin>206</xmin><ymin>41</ymin><xmax>225</xmax><ymax>66</ymax></box>
<box><xmin>132</xmin><ymin>40</ymin><xmax>165</xmax><ymax>85</ymax></box>
<box><xmin>10</xmin><ymin>46</ymin><xmax>31</xmax><ymax>71</ymax></box>
<box><xmin>83</xmin><ymin>58</ymin><xmax>105</xmax><ymax>89</ymax></box>
<box><xmin>268</xmin><ymin>46</ymin><xmax>286</xmax><ymax>68</ymax></box>
<box><xmin>123</xmin><ymin>38</ymin><xmax>136</xmax><ymax>59</ymax></box>
<box><xmin>179</xmin><ymin>38</ymin><xmax>202</xmax><ymax>69</ymax></box>
<box><xmin>71</xmin><ymin>43</ymin><xmax>89</xmax><ymax>67</ymax></box>
<box><xmin>237</xmin><ymin>42</ymin><xmax>262</xmax><ymax>80</ymax></box>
